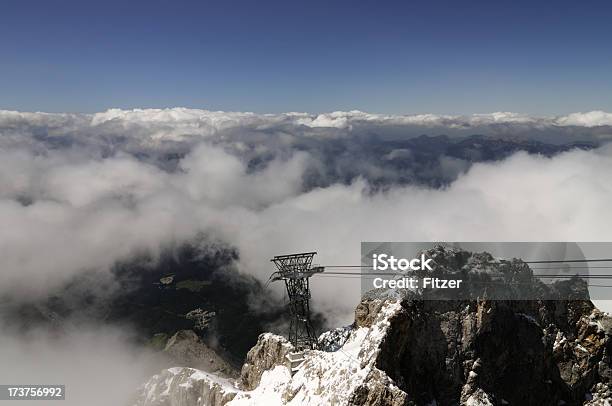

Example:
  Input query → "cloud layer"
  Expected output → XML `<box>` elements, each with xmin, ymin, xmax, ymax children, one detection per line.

<box><xmin>2</xmin><ymin>108</ymin><xmax>612</xmax><ymax>318</ymax></box>
<box><xmin>2</xmin><ymin>108</ymin><xmax>612</xmax><ymax>157</ymax></box>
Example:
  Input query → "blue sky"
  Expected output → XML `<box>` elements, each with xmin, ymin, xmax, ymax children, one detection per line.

<box><xmin>1</xmin><ymin>0</ymin><xmax>612</xmax><ymax>114</ymax></box>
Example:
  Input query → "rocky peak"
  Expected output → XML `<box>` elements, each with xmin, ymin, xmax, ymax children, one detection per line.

<box><xmin>162</xmin><ymin>330</ymin><xmax>237</xmax><ymax>378</ymax></box>
<box><xmin>239</xmin><ymin>333</ymin><xmax>294</xmax><ymax>390</ymax></box>
<box><xmin>134</xmin><ymin>246</ymin><xmax>612</xmax><ymax>405</ymax></box>
<box><xmin>373</xmin><ymin>298</ymin><xmax>612</xmax><ymax>405</ymax></box>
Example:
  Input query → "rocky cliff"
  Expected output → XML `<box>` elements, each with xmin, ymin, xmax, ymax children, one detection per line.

<box><xmin>134</xmin><ymin>247</ymin><xmax>612</xmax><ymax>406</ymax></box>
<box><xmin>134</xmin><ymin>300</ymin><xmax>405</xmax><ymax>406</ymax></box>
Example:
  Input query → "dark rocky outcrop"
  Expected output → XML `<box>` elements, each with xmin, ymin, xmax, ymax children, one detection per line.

<box><xmin>372</xmin><ymin>298</ymin><xmax>612</xmax><ymax>405</ymax></box>
<box><xmin>353</xmin><ymin>246</ymin><xmax>612</xmax><ymax>405</ymax></box>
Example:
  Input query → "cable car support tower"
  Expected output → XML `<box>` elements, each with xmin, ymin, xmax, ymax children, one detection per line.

<box><xmin>270</xmin><ymin>252</ymin><xmax>324</xmax><ymax>350</ymax></box>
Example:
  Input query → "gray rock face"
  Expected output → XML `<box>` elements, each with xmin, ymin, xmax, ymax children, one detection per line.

<box><xmin>133</xmin><ymin>367</ymin><xmax>237</xmax><ymax>406</ymax></box>
<box><xmin>238</xmin><ymin>333</ymin><xmax>293</xmax><ymax>390</ymax></box>
<box><xmin>318</xmin><ymin>325</ymin><xmax>352</xmax><ymax>352</ymax></box>
<box><xmin>355</xmin><ymin>299</ymin><xmax>388</xmax><ymax>328</ymax></box>
<box><xmin>163</xmin><ymin>330</ymin><xmax>237</xmax><ymax>378</ymax></box>
<box><xmin>361</xmin><ymin>246</ymin><xmax>611</xmax><ymax>405</ymax></box>
<box><xmin>372</xmin><ymin>299</ymin><xmax>612</xmax><ymax>405</ymax></box>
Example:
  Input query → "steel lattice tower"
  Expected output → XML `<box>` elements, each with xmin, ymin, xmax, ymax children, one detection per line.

<box><xmin>270</xmin><ymin>252</ymin><xmax>324</xmax><ymax>350</ymax></box>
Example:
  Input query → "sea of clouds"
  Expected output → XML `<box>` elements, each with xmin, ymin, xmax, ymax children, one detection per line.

<box><xmin>2</xmin><ymin>108</ymin><xmax>612</xmax><ymax>404</ymax></box>
<box><xmin>2</xmin><ymin>108</ymin><xmax>612</xmax><ymax>303</ymax></box>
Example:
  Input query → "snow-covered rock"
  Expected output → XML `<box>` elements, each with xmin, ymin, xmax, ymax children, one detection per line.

<box><xmin>162</xmin><ymin>330</ymin><xmax>237</xmax><ymax>378</ymax></box>
<box><xmin>317</xmin><ymin>325</ymin><xmax>352</xmax><ymax>352</ymax></box>
<box><xmin>239</xmin><ymin>333</ymin><xmax>293</xmax><ymax>391</ymax></box>
<box><xmin>135</xmin><ymin>300</ymin><xmax>407</xmax><ymax>405</ymax></box>
<box><xmin>134</xmin><ymin>367</ymin><xmax>238</xmax><ymax>406</ymax></box>
<box><xmin>135</xmin><ymin>247</ymin><xmax>612</xmax><ymax>406</ymax></box>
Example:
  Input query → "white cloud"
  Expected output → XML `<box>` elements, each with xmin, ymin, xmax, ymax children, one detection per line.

<box><xmin>556</xmin><ymin>110</ymin><xmax>612</xmax><ymax>127</ymax></box>
<box><xmin>0</xmin><ymin>143</ymin><xmax>308</xmax><ymax>298</ymax></box>
<box><xmin>3</xmin><ymin>108</ymin><xmax>612</xmax><ymax>148</ymax></box>
<box><xmin>0</xmin><ymin>323</ymin><xmax>164</xmax><ymax>406</ymax></box>
<box><xmin>221</xmin><ymin>146</ymin><xmax>612</xmax><ymax>323</ymax></box>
